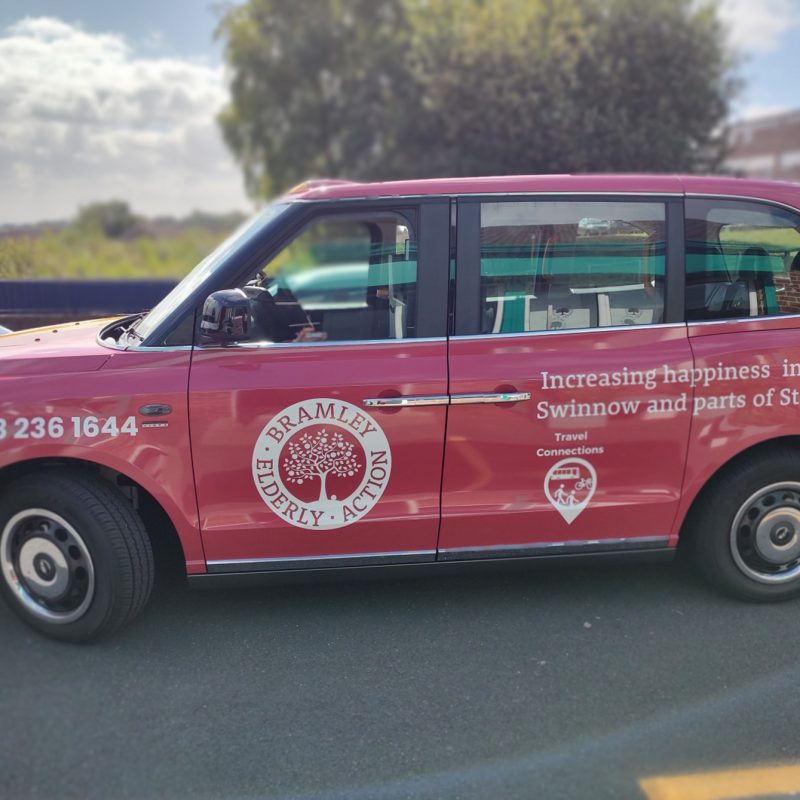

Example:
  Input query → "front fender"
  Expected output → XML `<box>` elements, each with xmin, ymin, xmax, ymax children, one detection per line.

<box><xmin>0</xmin><ymin>443</ymin><xmax>206</xmax><ymax>573</ymax></box>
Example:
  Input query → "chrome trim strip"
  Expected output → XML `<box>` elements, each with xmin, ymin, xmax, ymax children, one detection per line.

<box><xmin>450</xmin><ymin>322</ymin><xmax>686</xmax><ymax>342</ymax></box>
<box><xmin>207</xmin><ymin>549</ymin><xmax>436</xmax><ymax>573</ymax></box>
<box><xmin>202</xmin><ymin>336</ymin><xmax>447</xmax><ymax>351</ymax></box>
<box><xmin>688</xmin><ymin>312</ymin><xmax>800</xmax><ymax>328</ymax></box>
<box><xmin>129</xmin><ymin>344</ymin><xmax>194</xmax><ymax>352</ymax></box>
<box><xmin>450</xmin><ymin>391</ymin><xmax>531</xmax><ymax>405</ymax></box>
<box><xmin>99</xmin><ymin>335</ymin><xmax>447</xmax><ymax>353</ymax></box>
<box><xmin>363</xmin><ymin>395</ymin><xmax>450</xmax><ymax>408</ymax></box>
<box><xmin>438</xmin><ymin>536</ymin><xmax>670</xmax><ymax>561</ymax></box>
<box><xmin>97</xmin><ymin>334</ymin><xmax>193</xmax><ymax>353</ymax></box>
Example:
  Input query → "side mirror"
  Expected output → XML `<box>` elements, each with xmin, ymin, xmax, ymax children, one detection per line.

<box><xmin>200</xmin><ymin>289</ymin><xmax>251</xmax><ymax>345</ymax></box>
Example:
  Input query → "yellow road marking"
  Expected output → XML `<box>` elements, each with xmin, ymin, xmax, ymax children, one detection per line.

<box><xmin>640</xmin><ymin>763</ymin><xmax>800</xmax><ymax>800</ymax></box>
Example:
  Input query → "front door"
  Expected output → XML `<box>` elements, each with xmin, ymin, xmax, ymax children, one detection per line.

<box><xmin>189</xmin><ymin>201</ymin><xmax>450</xmax><ymax>571</ymax></box>
<box><xmin>439</xmin><ymin>197</ymin><xmax>693</xmax><ymax>558</ymax></box>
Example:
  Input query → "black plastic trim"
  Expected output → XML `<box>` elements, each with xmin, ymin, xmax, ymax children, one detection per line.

<box><xmin>189</xmin><ymin>547</ymin><xmax>675</xmax><ymax>588</ymax></box>
<box><xmin>664</xmin><ymin>198</ymin><xmax>686</xmax><ymax>324</ymax></box>
<box><xmin>208</xmin><ymin>550</ymin><xmax>435</xmax><ymax>573</ymax></box>
<box><xmin>454</xmin><ymin>199</ymin><xmax>481</xmax><ymax>335</ymax></box>
<box><xmin>417</xmin><ymin>200</ymin><xmax>451</xmax><ymax>338</ymax></box>
<box><xmin>439</xmin><ymin>536</ymin><xmax>669</xmax><ymax>561</ymax></box>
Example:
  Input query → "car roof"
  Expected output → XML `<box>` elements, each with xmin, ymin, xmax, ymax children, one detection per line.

<box><xmin>285</xmin><ymin>174</ymin><xmax>800</xmax><ymax>211</ymax></box>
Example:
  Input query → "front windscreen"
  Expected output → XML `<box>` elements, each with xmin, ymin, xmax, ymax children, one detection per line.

<box><xmin>130</xmin><ymin>202</ymin><xmax>291</xmax><ymax>343</ymax></box>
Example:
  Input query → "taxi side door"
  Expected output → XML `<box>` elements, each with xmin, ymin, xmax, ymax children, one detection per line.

<box><xmin>188</xmin><ymin>199</ymin><xmax>451</xmax><ymax>572</ymax></box>
<box><xmin>439</xmin><ymin>195</ymin><xmax>694</xmax><ymax>559</ymax></box>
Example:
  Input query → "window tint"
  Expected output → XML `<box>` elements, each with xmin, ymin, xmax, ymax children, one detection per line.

<box><xmin>686</xmin><ymin>199</ymin><xmax>800</xmax><ymax>321</ymax></box>
<box><xmin>479</xmin><ymin>201</ymin><xmax>665</xmax><ymax>334</ymax></box>
<box><xmin>243</xmin><ymin>213</ymin><xmax>417</xmax><ymax>343</ymax></box>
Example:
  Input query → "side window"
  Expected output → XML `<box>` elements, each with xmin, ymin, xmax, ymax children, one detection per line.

<box><xmin>686</xmin><ymin>199</ymin><xmax>800</xmax><ymax>321</ymax></box>
<box><xmin>479</xmin><ymin>201</ymin><xmax>666</xmax><ymax>334</ymax></box>
<box><xmin>244</xmin><ymin>212</ymin><xmax>417</xmax><ymax>343</ymax></box>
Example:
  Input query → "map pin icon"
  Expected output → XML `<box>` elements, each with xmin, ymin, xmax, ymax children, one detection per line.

<box><xmin>544</xmin><ymin>457</ymin><xmax>598</xmax><ymax>525</ymax></box>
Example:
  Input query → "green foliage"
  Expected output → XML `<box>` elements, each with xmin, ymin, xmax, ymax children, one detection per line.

<box><xmin>217</xmin><ymin>0</ymin><xmax>413</xmax><ymax>196</ymax></box>
<box><xmin>76</xmin><ymin>200</ymin><xmax>141</xmax><ymax>239</ymax></box>
<box><xmin>0</xmin><ymin>237</ymin><xmax>38</xmax><ymax>279</ymax></box>
<box><xmin>217</xmin><ymin>0</ymin><xmax>737</xmax><ymax>193</ymax></box>
<box><xmin>0</xmin><ymin>223</ymin><xmax>237</xmax><ymax>280</ymax></box>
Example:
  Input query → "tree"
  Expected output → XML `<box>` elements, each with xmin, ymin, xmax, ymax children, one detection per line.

<box><xmin>283</xmin><ymin>428</ymin><xmax>360</xmax><ymax>502</ymax></box>
<box><xmin>217</xmin><ymin>0</ymin><xmax>415</xmax><ymax>196</ymax></box>
<box><xmin>76</xmin><ymin>200</ymin><xmax>140</xmax><ymax>239</ymax></box>
<box><xmin>217</xmin><ymin>0</ymin><xmax>737</xmax><ymax>195</ymax></box>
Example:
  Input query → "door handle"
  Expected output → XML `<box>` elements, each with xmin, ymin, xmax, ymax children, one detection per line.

<box><xmin>363</xmin><ymin>395</ymin><xmax>450</xmax><ymax>408</ymax></box>
<box><xmin>449</xmin><ymin>391</ymin><xmax>531</xmax><ymax>405</ymax></box>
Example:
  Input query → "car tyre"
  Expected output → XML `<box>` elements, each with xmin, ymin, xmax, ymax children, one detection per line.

<box><xmin>0</xmin><ymin>470</ymin><xmax>153</xmax><ymax>642</ymax></box>
<box><xmin>691</xmin><ymin>448</ymin><xmax>800</xmax><ymax>602</ymax></box>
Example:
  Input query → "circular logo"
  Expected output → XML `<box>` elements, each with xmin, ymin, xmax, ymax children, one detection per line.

<box><xmin>33</xmin><ymin>553</ymin><xmax>56</xmax><ymax>582</ymax></box>
<box><xmin>252</xmin><ymin>398</ymin><xmax>392</xmax><ymax>530</ymax></box>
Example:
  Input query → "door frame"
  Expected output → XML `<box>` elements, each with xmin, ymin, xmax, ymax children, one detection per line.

<box><xmin>193</xmin><ymin>197</ymin><xmax>452</xmax><ymax>346</ymax></box>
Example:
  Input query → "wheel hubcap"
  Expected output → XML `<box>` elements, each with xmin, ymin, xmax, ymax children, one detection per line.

<box><xmin>1</xmin><ymin>509</ymin><xmax>95</xmax><ymax>624</ymax></box>
<box><xmin>731</xmin><ymin>482</ymin><xmax>800</xmax><ymax>584</ymax></box>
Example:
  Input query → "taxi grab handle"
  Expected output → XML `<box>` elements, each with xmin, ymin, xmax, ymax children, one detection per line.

<box><xmin>449</xmin><ymin>392</ymin><xmax>531</xmax><ymax>405</ymax></box>
<box><xmin>363</xmin><ymin>392</ymin><xmax>530</xmax><ymax>408</ymax></box>
<box><xmin>363</xmin><ymin>395</ymin><xmax>450</xmax><ymax>408</ymax></box>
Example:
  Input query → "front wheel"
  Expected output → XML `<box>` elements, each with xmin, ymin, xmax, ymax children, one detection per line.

<box><xmin>0</xmin><ymin>470</ymin><xmax>153</xmax><ymax>642</ymax></box>
<box><xmin>691</xmin><ymin>450</ymin><xmax>800</xmax><ymax>601</ymax></box>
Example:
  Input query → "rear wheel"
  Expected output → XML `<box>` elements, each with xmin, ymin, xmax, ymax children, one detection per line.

<box><xmin>691</xmin><ymin>450</ymin><xmax>800</xmax><ymax>601</ymax></box>
<box><xmin>0</xmin><ymin>470</ymin><xmax>153</xmax><ymax>641</ymax></box>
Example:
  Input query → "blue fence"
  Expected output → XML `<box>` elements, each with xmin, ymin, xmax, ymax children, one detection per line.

<box><xmin>0</xmin><ymin>280</ymin><xmax>178</xmax><ymax>328</ymax></box>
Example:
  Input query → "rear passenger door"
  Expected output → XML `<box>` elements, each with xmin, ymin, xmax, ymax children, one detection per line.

<box><xmin>439</xmin><ymin>197</ymin><xmax>693</xmax><ymax>558</ymax></box>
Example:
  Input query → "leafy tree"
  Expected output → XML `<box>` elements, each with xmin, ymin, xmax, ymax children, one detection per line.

<box><xmin>217</xmin><ymin>0</ymin><xmax>737</xmax><ymax>195</ymax></box>
<box><xmin>76</xmin><ymin>200</ymin><xmax>140</xmax><ymax>239</ymax></box>
<box><xmin>217</xmin><ymin>0</ymin><xmax>415</xmax><ymax>196</ymax></box>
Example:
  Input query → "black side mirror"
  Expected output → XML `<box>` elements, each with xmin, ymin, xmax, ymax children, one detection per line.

<box><xmin>200</xmin><ymin>289</ymin><xmax>251</xmax><ymax>345</ymax></box>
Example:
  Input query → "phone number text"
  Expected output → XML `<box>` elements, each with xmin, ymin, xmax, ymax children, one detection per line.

<box><xmin>0</xmin><ymin>415</ymin><xmax>139</xmax><ymax>441</ymax></box>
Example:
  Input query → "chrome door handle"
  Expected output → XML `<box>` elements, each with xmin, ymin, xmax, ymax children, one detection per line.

<box><xmin>449</xmin><ymin>392</ymin><xmax>531</xmax><ymax>405</ymax></box>
<box><xmin>363</xmin><ymin>395</ymin><xmax>450</xmax><ymax>408</ymax></box>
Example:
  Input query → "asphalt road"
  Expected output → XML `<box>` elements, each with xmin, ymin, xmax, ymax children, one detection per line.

<box><xmin>3</xmin><ymin>555</ymin><xmax>800</xmax><ymax>800</ymax></box>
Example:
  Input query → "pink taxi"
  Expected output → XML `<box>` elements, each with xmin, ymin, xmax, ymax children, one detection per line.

<box><xmin>2</xmin><ymin>174</ymin><xmax>800</xmax><ymax>641</ymax></box>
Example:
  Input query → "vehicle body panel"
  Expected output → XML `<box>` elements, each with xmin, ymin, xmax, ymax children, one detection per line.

<box><xmin>189</xmin><ymin>340</ymin><xmax>447</xmax><ymax>564</ymax></box>
<box><xmin>0</xmin><ymin>320</ymin><xmax>204</xmax><ymax>572</ymax></box>
<box><xmin>440</xmin><ymin>326</ymin><xmax>694</xmax><ymax>552</ymax></box>
<box><xmin>675</xmin><ymin>316</ymin><xmax>800</xmax><ymax>531</ymax></box>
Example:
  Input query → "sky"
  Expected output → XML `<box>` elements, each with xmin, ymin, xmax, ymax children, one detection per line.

<box><xmin>0</xmin><ymin>0</ymin><xmax>798</xmax><ymax>224</ymax></box>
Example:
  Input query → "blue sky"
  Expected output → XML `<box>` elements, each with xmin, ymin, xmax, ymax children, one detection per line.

<box><xmin>0</xmin><ymin>0</ymin><xmax>223</xmax><ymax>62</ymax></box>
<box><xmin>0</xmin><ymin>0</ymin><xmax>797</xmax><ymax>223</ymax></box>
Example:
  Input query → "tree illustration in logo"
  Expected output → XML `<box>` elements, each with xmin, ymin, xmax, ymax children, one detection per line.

<box><xmin>282</xmin><ymin>428</ymin><xmax>361</xmax><ymax>502</ymax></box>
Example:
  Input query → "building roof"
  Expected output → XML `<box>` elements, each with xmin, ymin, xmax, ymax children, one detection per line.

<box><xmin>727</xmin><ymin>109</ymin><xmax>800</xmax><ymax>182</ymax></box>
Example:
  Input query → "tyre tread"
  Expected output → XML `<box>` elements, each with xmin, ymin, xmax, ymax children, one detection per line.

<box><xmin>0</xmin><ymin>469</ymin><xmax>154</xmax><ymax>640</ymax></box>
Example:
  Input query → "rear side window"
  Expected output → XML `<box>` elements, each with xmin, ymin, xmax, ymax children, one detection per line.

<box><xmin>686</xmin><ymin>198</ymin><xmax>800</xmax><ymax>321</ymax></box>
<box><xmin>479</xmin><ymin>201</ymin><xmax>666</xmax><ymax>334</ymax></box>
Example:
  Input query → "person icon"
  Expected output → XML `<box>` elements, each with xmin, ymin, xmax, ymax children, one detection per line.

<box><xmin>554</xmin><ymin>483</ymin><xmax>569</xmax><ymax>505</ymax></box>
<box><xmin>567</xmin><ymin>490</ymin><xmax>578</xmax><ymax>506</ymax></box>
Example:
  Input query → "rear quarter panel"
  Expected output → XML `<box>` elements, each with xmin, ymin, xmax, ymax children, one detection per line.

<box><xmin>676</xmin><ymin>317</ymin><xmax>800</xmax><ymax>539</ymax></box>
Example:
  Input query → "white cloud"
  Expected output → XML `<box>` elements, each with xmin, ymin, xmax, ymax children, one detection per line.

<box><xmin>0</xmin><ymin>17</ymin><xmax>250</xmax><ymax>223</ymax></box>
<box><xmin>719</xmin><ymin>0</ymin><xmax>800</xmax><ymax>54</ymax></box>
<box><xmin>739</xmin><ymin>102</ymin><xmax>790</xmax><ymax>120</ymax></box>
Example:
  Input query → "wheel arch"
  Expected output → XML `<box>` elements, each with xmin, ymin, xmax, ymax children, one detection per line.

<box><xmin>0</xmin><ymin>456</ymin><xmax>196</xmax><ymax>576</ymax></box>
<box><xmin>677</xmin><ymin>435</ymin><xmax>800</xmax><ymax>548</ymax></box>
